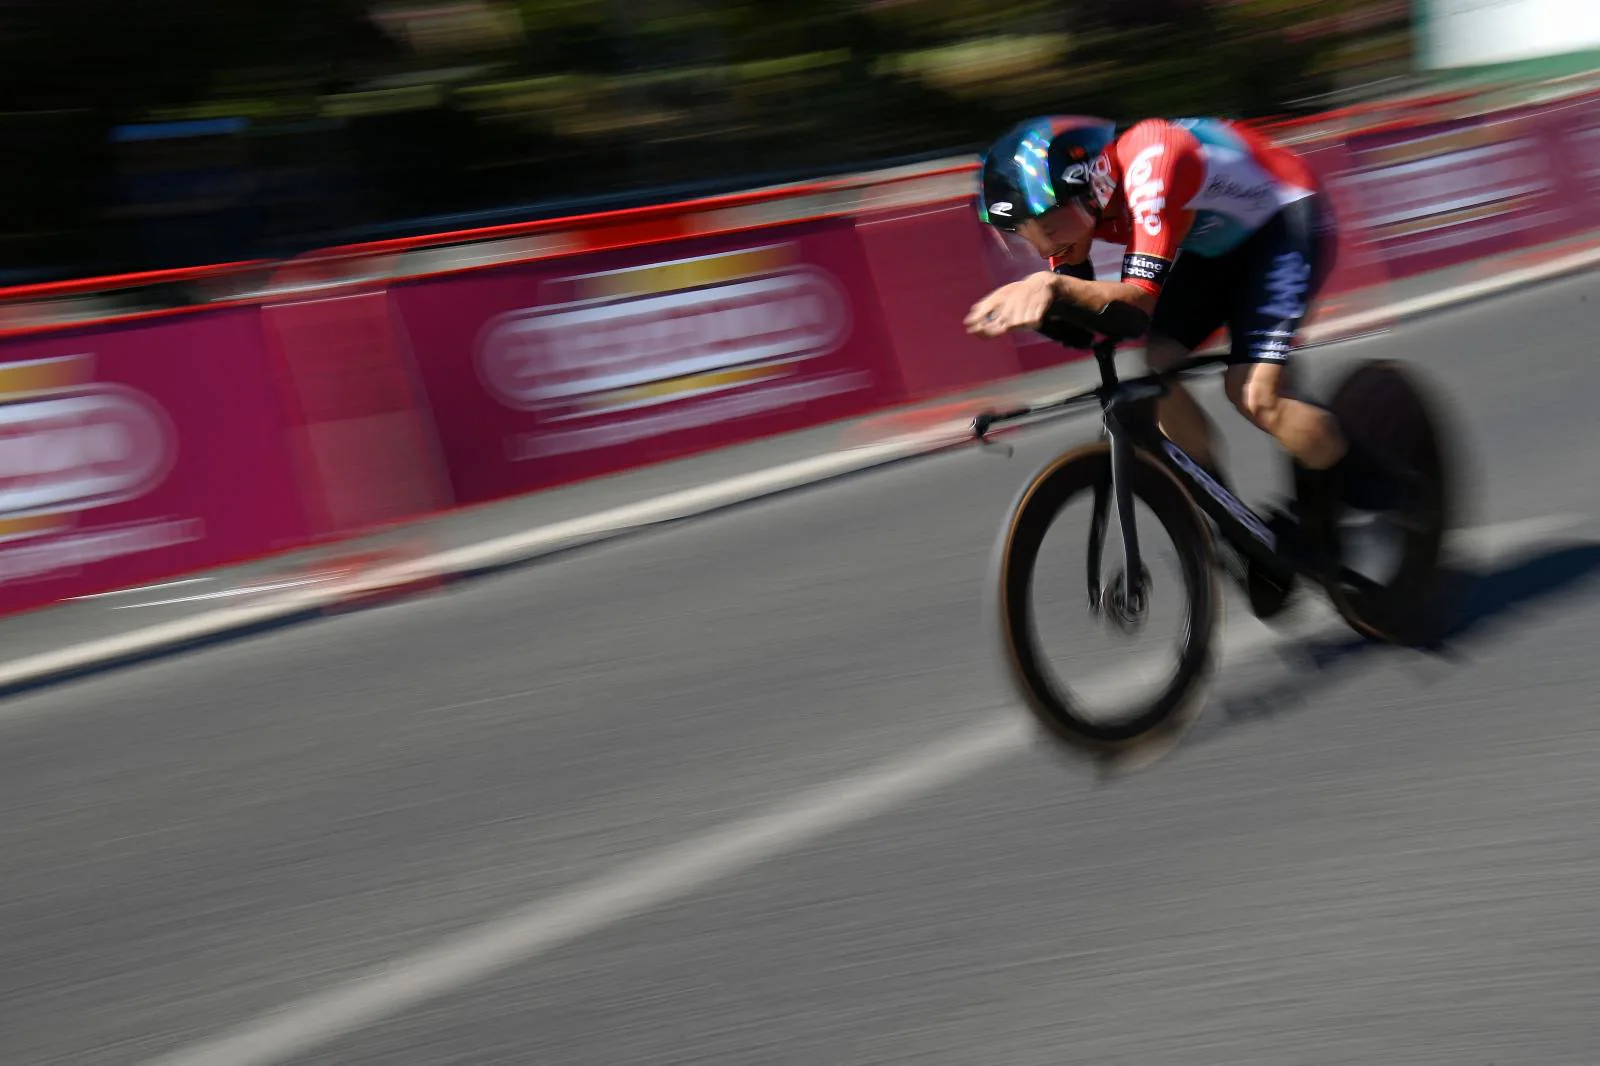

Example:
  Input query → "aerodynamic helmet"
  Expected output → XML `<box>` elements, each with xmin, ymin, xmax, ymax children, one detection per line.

<box><xmin>977</xmin><ymin>115</ymin><xmax>1119</xmax><ymax>232</ymax></box>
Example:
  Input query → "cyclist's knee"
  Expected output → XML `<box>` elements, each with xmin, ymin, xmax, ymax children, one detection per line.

<box><xmin>1225</xmin><ymin>363</ymin><xmax>1283</xmax><ymax>429</ymax></box>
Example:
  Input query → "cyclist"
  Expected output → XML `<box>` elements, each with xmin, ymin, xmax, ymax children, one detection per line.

<box><xmin>963</xmin><ymin>114</ymin><xmax>1397</xmax><ymax>563</ymax></box>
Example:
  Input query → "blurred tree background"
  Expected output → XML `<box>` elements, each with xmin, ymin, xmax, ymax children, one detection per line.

<box><xmin>0</xmin><ymin>0</ymin><xmax>1413</xmax><ymax>283</ymax></box>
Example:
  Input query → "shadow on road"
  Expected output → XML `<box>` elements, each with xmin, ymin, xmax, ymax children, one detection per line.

<box><xmin>1209</xmin><ymin>539</ymin><xmax>1600</xmax><ymax>731</ymax></box>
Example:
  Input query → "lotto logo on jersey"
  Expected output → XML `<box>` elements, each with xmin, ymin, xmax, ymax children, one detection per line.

<box><xmin>1121</xmin><ymin>253</ymin><xmax>1171</xmax><ymax>288</ymax></box>
<box><xmin>1125</xmin><ymin>144</ymin><xmax>1166</xmax><ymax>237</ymax></box>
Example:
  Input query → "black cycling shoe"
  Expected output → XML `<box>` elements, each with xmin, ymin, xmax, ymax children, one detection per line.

<box><xmin>1330</xmin><ymin>441</ymin><xmax>1422</xmax><ymax>515</ymax></box>
<box><xmin>1265</xmin><ymin>507</ymin><xmax>1341</xmax><ymax>585</ymax></box>
<box><xmin>1244</xmin><ymin>518</ymin><xmax>1298</xmax><ymax>620</ymax></box>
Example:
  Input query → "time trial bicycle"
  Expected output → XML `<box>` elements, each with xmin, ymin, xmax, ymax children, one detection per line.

<box><xmin>972</xmin><ymin>299</ymin><xmax>1456</xmax><ymax>763</ymax></box>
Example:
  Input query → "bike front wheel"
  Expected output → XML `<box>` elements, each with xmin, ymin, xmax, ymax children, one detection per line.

<box><xmin>990</xmin><ymin>440</ymin><xmax>1221</xmax><ymax>764</ymax></box>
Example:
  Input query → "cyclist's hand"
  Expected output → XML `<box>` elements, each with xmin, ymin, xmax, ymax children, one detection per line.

<box><xmin>965</xmin><ymin>273</ymin><xmax>1057</xmax><ymax>337</ymax></box>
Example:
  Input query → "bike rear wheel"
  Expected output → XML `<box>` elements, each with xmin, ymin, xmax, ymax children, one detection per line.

<box><xmin>1322</xmin><ymin>359</ymin><xmax>1455</xmax><ymax>645</ymax></box>
<box><xmin>991</xmin><ymin>440</ymin><xmax>1220</xmax><ymax>763</ymax></box>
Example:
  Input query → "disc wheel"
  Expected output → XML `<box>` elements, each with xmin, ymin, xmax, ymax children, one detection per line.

<box><xmin>1322</xmin><ymin>359</ymin><xmax>1455</xmax><ymax>645</ymax></box>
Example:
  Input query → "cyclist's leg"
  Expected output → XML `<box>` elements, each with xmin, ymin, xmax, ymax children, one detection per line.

<box><xmin>1221</xmin><ymin>193</ymin><xmax>1399</xmax><ymax>545</ymax></box>
<box><xmin>1220</xmin><ymin>193</ymin><xmax>1345</xmax><ymax>469</ymax></box>
<box><xmin>1146</xmin><ymin>251</ymin><xmax>1237</xmax><ymax>475</ymax></box>
<box><xmin>1224</xmin><ymin>365</ymin><xmax>1347</xmax><ymax>466</ymax></box>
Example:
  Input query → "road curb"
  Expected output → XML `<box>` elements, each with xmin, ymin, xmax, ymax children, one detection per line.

<box><xmin>0</xmin><ymin>429</ymin><xmax>974</xmax><ymax>701</ymax></box>
<box><xmin>0</xmin><ymin>241</ymin><xmax>1597</xmax><ymax>699</ymax></box>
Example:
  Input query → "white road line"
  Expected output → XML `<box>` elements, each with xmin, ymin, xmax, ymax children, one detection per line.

<box><xmin>112</xmin><ymin>579</ymin><xmax>324</xmax><ymax>610</ymax></box>
<box><xmin>0</xmin><ymin>583</ymin><xmax>352</xmax><ymax>695</ymax></box>
<box><xmin>70</xmin><ymin>577</ymin><xmax>212</xmax><ymax>600</ymax></box>
<box><xmin>141</xmin><ymin>512</ymin><xmax>1586</xmax><ymax>1066</ymax></box>
<box><xmin>143</xmin><ymin>715</ymin><xmax>1031</xmax><ymax>1066</ymax></box>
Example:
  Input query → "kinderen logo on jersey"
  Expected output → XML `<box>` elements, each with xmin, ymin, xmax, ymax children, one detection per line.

<box><xmin>1121</xmin><ymin>252</ymin><xmax>1171</xmax><ymax>288</ymax></box>
<box><xmin>1125</xmin><ymin>144</ymin><xmax>1166</xmax><ymax>237</ymax></box>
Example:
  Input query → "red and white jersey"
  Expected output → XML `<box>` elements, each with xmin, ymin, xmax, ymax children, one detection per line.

<box><xmin>1073</xmin><ymin>117</ymin><xmax>1319</xmax><ymax>297</ymax></box>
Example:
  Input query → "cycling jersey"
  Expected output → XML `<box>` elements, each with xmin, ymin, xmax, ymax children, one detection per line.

<box><xmin>1067</xmin><ymin>117</ymin><xmax>1322</xmax><ymax>299</ymax></box>
<box><xmin>1147</xmin><ymin>194</ymin><xmax>1336</xmax><ymax>365</ymax></box>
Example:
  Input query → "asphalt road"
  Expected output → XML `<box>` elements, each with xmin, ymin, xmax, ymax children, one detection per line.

<box><xmin>4</xmin><ymin>272</ymin><xmax>1600</xmax><ymax>1065</ymax></box>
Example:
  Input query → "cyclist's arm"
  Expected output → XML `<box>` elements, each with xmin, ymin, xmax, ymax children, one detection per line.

<box><xmin>1048</xmin><ymin>120</ymin><xmax>1206</xmax><ymax>316</ymax></box>
<box><xmin>1043</xmin><ymin>272</ymin><xmax>1158</xmax><ymax>317</ymax></box>
<box><xmin>1045</xmin><ymin>254</ymin><xmax>1143</xmax><ymax>310</ymax></box>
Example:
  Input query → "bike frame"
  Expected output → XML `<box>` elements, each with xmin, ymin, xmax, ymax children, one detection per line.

<box><xmin>973</xmin><ymin>334</ymin><xmax>1296</xmax><ymax>606</ymax></box>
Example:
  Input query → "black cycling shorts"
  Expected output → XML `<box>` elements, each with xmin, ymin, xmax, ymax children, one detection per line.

<box><xmin>1149</xmin><ymin>192</ymin><xmax>1338</xmax><ymax>367</ymax></box>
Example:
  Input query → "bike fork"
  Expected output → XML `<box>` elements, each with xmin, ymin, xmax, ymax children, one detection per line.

<box><xmin>1087</xmin><ymin>477</ymin><xmax>1109</xmax><ymax>610</ymax></box>
<box><xmin>1106</xmin><ymin>414</ymin><xmax>1144</xmax><ymax>605</ymax></box>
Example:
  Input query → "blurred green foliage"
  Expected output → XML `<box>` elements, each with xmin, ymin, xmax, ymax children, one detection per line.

<box><xmin>0</xmin><ymin>0</ymin><xmax>1412</xmax><ymax>282</ymax></box>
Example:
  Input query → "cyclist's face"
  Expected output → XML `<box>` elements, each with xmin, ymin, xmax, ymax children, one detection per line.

<box><xmin>1017</xmin><ymin>202</ymin><xmax>1096</xmax><ymax>264</ymax></box>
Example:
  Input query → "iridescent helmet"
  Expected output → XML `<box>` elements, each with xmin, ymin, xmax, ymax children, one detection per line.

<box><xmin>977</xmin><ymin>115</ymin><xmax>1119</xmax><ymax>232</ymax></box>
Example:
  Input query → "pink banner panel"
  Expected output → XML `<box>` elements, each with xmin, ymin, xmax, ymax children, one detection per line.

<box><xmin>0</xmin><ymin>308</ymin><xmax>310</xmax><ymax>615</ymax></box>
<box><xmin>1544</xmin><ymin>92</ymin><xmax>1600</xmax><ymax>230</ymax></box>
<box><xmin>854</xmin><ymin>200</ymin><xmax>1025</xmax><ymax>400</ymax></box>
<box><xmin>260</xmin><ymin>287</ymin><xmax>454</xmax><ymax>538</ymax></box>
<box><xmin>388</xmin><ymin>219</ymin><xmax>911</xmax><ymax>504</ymax></box>
<box><xmin>1334</xmin><ymin>104</ymin><xmax>1575</xmax><ymax>281</ymax></box>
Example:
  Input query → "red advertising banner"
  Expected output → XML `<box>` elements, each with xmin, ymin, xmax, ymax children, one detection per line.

<box><xmin>1334</xmin><ymin>105</ymin><xmax>1572</xmax><ymax>280</ymax></box>
<box><xmin>1547</xmin><ymin>93</ymin><xmax>1600</xmax><ymax>231</ymax></box>
<box><xmin>1294</xmin><ymin>134</ymin><xmax>1394</xmax><ymax>299</ymax></box>
<box><xmin>0</xmin><ymin>308</ymin><xmax>310</xmax><ymax>614</ymax></box>
<box><xmin>854</xmin><ymin>201</ymin><xmax>1025</xmax><ymax>399</ymax></box>
<box><xmin>260</xmin><ymin>286</ymin><xmax>452</xmax><ymax>538</ymax></box>
<box><xmin>388</xmin><ymin>219</ymin><xmax>910</xmax><ymax>503</ymax></box>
